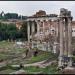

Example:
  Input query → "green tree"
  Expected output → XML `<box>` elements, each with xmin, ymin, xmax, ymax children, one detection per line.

<box><xmin>4</xmin><ymin>13</ymin><xmax>18</xmax><ymax>19</ymax></box>
<box><xmin>0</xmin><ymin>23</ymin><xmax>19</xmax><ymax>41</ymax></box>
<box><xmin>20</xmin><ymin>21</ymin><xmax>28</xmax><ymax>41</ymax></box>
<box><xmin>7</xmin><ymin>24</ymin><xmax>18</xmax><ymax>41</ymax></box>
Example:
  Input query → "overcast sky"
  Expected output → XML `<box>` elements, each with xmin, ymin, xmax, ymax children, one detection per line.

<box><xmin>0</xmin><ymin>1</ymin><xmax>75</xmax><ymax>20</ymax></box>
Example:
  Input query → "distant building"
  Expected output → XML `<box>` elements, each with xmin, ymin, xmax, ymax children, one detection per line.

<box><xmin>33</xmin><ymin>10</ymin><xmax>46</xmax><ymax>17</ymax></box>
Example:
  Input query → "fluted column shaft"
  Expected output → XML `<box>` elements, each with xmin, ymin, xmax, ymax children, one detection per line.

<box><xmin>58</xmin><ymin>18</ymin><xmax>64</xmax><ymax>67</ymax></box>
<box><xmin>68</xmin><ymin>18</ymin><xmax>72</xmax><ymax>57</ymax></box>
<box><xmin>27</xmin><ymin>21</ymin><xmax>30</xmax><ymax>43</ymax></box>
<box><xmin>64</xmin><ymin>18</ymin><xmax>68</xmax><ymax>56</ymax></box>
<box><xmin>32</xmin><ymin>21</ymin><xmax>35</xmax><ymax>34</ymax></box>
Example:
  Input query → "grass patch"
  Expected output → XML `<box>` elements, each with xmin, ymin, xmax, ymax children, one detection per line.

<box><xmin>0</xmin><ymin>63</ymin><xmax>58</xmax><ymax>74</ymax></box>
<box><xmin>25</xmin><ymin>51</ymin><xmax>57</xmax><ymax>64</ymax></box>
<box><xmin>23</xmin><ymin>62</ymin><xmax>58</xmax><ymax>74</ymax></box>
<box><xmin>23</xmin><ymin>66</ymin><xmax>42</xmax><ymax>73</ymax></box>
<box><xmin>26</xmin><ymin>52</ymin><xmax>50</xmax><ymax>64</ymax></box>
<box><xmin>0</xmin><ymin>41</ymin><xmax>13</xmax><ymax>49</ymax></box>
<box><xmin>0</xmin><ymin>69</ymin><xmax>16</xmax><ymax>74</ymax></box>
<box><xmin>42</xmin><ymin>62</ymin><xmax>58</xmax><ymax>74</ymax></box>
<box><xmin>10</xmin><ymin>50</ymin><xmax>58</xmax><ymax>65</ymax></box>
<box><xmin>0</xmin><ymin>41</ymin><xmax>26</xmax><ymax>63</ymax></box>
<box><xmin>0</xmin><ymin>41</ymin><xmax>59</xmax><ymax>74</ymax></box>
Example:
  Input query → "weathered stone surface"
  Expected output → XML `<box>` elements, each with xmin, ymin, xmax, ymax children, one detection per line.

<box><xmin>62</xmin><ymin>67</ymin><xmax>75</xmax><ymax>74</ymax></box>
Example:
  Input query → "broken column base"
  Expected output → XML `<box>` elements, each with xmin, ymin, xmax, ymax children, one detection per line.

<box><xmin>68</xmin><ymin>56</ymin><xmax>72</xmax><ymax>67</ymax></box>
<box><xmin>58</xmin><ymin>55</ymin><xmax>73</xmax><ymax>70</ymax></box>
<box><xmin>58</xmin><ymin>56</ymin><xmax>63</xmax><ymax>68</ymax></box>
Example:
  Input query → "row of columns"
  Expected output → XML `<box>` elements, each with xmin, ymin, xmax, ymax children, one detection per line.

<box><xmin>27</xmin><ymin>19</ymin><xmax>59</xmax><ymax>53</ymax></box>
<box><xmin>27</xmin><ymin>18</ymin><xmax>72</xmax><ymax>66</ymax></box>
<box><xmin>27</xmin><ymin>8</ymin><xmax>73</xmax><ymax>68</ymax></box>
<box><xmin>59</xmin><ymin>17</ymin><xmax>72</xmax><ymax>67</ymax></box>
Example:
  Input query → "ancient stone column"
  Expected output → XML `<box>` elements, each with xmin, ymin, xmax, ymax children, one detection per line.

<box><xmin>58</xmin><ymin>8</ymin><xmax>73</xmax><ymax>68</ymax></box>
<box><xmin>56</xmin><ymin>19</ymin><xmax>59</xmax><ymax>38</ymax></box>
<box><xmin>54</xmin><ymin>20</ymin><xmax>57</xmax><ymax>41</ymax></box>
<box><xmin>55</xmin><ymin>20</ymin><xmax>58</xmax><ymax>53</ymax></box>
<box><xmin>48</xmin><ymin>20</ymin><xmax>51</xmax><ymax>33</ymax></box>
<box><xmin>56</xmin><ymin>19</ymin><xmax>60</xmax><ymax>54</ymax></box>
<box><xmin>31</xmin><ymin>21</ymin><xmax>35</xmax><ymax>48</ymax></box>
<box><xmin>57</xmin><ymin>19</ymin><xmax>60</xmax><ymax>43</ymax></box>
<box><xmin>48</xmin><ymin>20</ymin><xmax>53</xmax><ymax>53</ymax></box>
<box><xmin>58</xmin><ymin>18</ymin><xmax>64</xmax><ymax>67</ymax></box>
<box><xmin>52</xmin><ymin>20</ymin><xmax>56</xmax><ymax>53</ymax></box>
<box><xmin>47</xmin><ymin>20</ymin><xmax>51</xmax><ymax>50</ymax></box>
<box><xmin>64</xmin><ymin>18</ymin><xmax>68</xmax><ymax>56</ymax></box>
<box><xmin>43</xmin><ymin>20</ymin><xmax>47</xmax><ymax>50</ymax></box>
<box><xmin>36</xmin><ymin>20</ymin><xmax>40</xmax><ymax>48</ymax></box>
<box><xmin>43</xmin><ymin>20</ymin><xmax>45</xmax><ymax>33</ymax></box>
<box><xmin>37</xmin><ymin>20</ymin><xmax>40</xmax><ymax>36</ymax></box>
<box><xmin>32</xmin><ymin>21</ymin><xmax>35</xmax><ymax>34</ymax></box>
<box><xmin>68</xmin><ymin>18</ymin><xmax>72</xmax><ymax>57</ymax></box>
<box><xmin>27</xmin><ymin>21</ymin><xmax>30</xmax><ymax>43</ymax></box>
<box><xmin>68</xmin><ymin>18</ymin><xmax>72</xmax><ymax>66</ymax></box>
<box><xmin>46</xmin><ymin>20</ymin><xmax>51</xmax><ymax>51</ymax></box>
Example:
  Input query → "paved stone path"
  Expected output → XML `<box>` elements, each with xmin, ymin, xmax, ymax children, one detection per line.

<box><xmin>10</xmin><ymin>69</ymin><xmax>43</xmax><ymax>74</ymax></box>
<box><xmin>10</xmin><ymin>69</ymin><xmax>26</xmax><ymax>74</ymax></box>
<box><xmin>64</xmin><ymin>66</ymin><xmax>75</xmax><ymax>70</ymax></box>
<box><xmin>62</xmin><ymin>67</ymin><xmax>75</xmax><ymax>74</ymax></box>
<box><xmin>11</xmin><ymin>60</ymin><xmax>56</xmax><ymax>68</ymax></box>
<box><xmin>0</xmin><ymin>58</ymin><xmax>56</xmax><ymax>74</ymax></box>
<box><xmin>23</xmin><ymin>60</ymin><xmax>56</xmax><ymax>68</ymax></box>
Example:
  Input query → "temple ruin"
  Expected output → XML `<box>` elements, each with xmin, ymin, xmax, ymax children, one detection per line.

<box><xmin>26</xmin><ymin>8</ymin><xmax>73</xmax><ymax>68</ymax></box>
